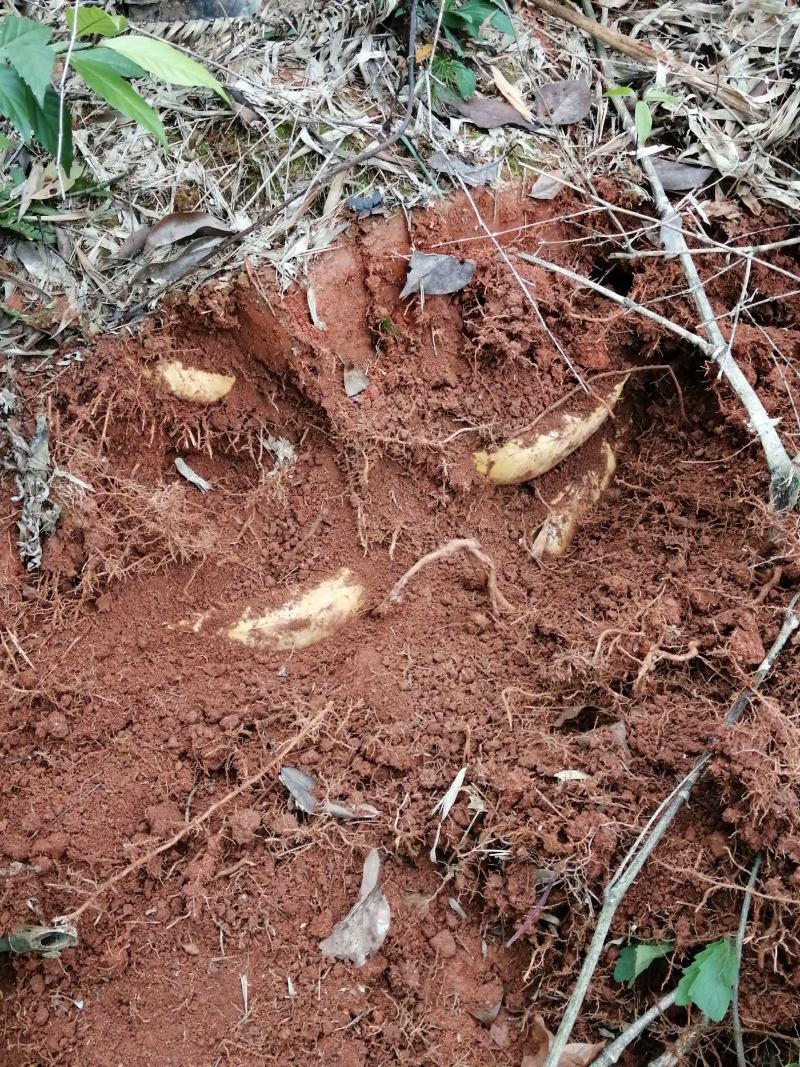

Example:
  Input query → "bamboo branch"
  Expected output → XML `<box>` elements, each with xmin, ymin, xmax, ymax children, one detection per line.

<box><xmin>529</xmin><ymin>0</ymin><xmax>761</xmax><ymax>116</ymax></box>
<box><xmin>549</xmin><ymin>0</ymin><xmax>800</xmax><ymax>510</ymax></box>
<box><xmin>541</xmin><ymin>591</ymin><xmax>800</xmax><ymax>1067</ymax></box>
<box><xmin>591</xmin><ymin>989</ymin><xmax>678</xmax><ymax>1067</ymax></box>
<box><xmin>732</xmin><ymin>853</ymin><xmax>762</xmax><ymax>1067</ymax></box>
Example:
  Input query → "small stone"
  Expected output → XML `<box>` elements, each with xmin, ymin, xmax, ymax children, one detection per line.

<box><xmin>228</xmin><ymin>808</ymin><xmax>261</xmax><ymax>846</ymax></box>
<box><xmin>182</xmin><ymin>943</ymin><xmax>200</xmax><ymax>956</ymax></box>
<box><xmin>44</xmin><ymin>711</ymin><xmax>69</xmax><ymax>741</ymax></box>
<box><xmin>145</xmin><ymin>802</ymin><xmax>183</xmax><ymax>837</ymax></box>
<box><xmin>33</xmin><ymin>832</ymin><xmax>69</xmax><ymax>859</ymax></box>
<box><xmin>490</xmin><ymin>1015</ymin><xmax>513</xmax><ymax>1049</ymax></box>
<box><xmin>429</xmin><ymin>930</ymin><xmax>457</xmax><ymax>958</ymax></box>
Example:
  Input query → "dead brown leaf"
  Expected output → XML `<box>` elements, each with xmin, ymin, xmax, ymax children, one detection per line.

<box><xmin>113</xmin><ymin>225</ymin><xmax>150</xmax><ymax>261</ymax></box>
<box><xmin>454</xmin><ymin>97</ymin><xmax>538</xmax><ymax>131</ymax></box>
<box><xmin>522</xmin><ymin>1015</ymin><xmax>605</xmax><ymax>1067</ymax></box>
<box><xmin>145</xmin><ymin>211</ymin><xmax>231</xmax><ymax>252</ymax></box>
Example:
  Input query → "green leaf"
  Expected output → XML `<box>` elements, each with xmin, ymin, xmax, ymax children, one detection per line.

<box><xmin>30</xmin><ymin>85</ymin><xmax>73</xmax><ymax>169</ymax></box>
<box><xmin>65</xmin><ymin>6</ymin><xmax>128</xmax><ymax>39</ymax></box>
<box><xmin>0</xmin><ymin>17</ymin><xmax>55</xmax><ymax>107</ymax></box>
<box><xmin>79</xmin><ymin>46</ymin><xmax>146</xmax><ymax>79</ymax></box>
<box><xmin>604</xmin><ymin>85</ymin><xmax>636</xmax><ymax>98</ymax></box>
<box><xmin>453</xmin><ymin>61</ymin><xmax>476</xmax><ymax>101</ymax></box>
<box><xmin>614</xmin><ymin>941</ymin><xmax>675</xmax><ymax>986</ymax></box>
<box><xmin>490</xmin><ymin>8</ymin><xmax>514</xmax><ymax>35</ymax></box>
<box><xmin>0</xmin><ymin>16</ymin><xmax>51</xmax><ymax>51</ymax></box>
<box><xmin>73</xmin><ymin>52</ymin><xmax>166</xmax><ymax>146</ymax></box>
<box><xmin>675</xmin><ymin>938</ymin><xmax>738</xmax><ymax>1022</ymax></box>
<box><xmin>103</xmin><ymin>35</ymin><xmax>229</xmax><ymax>103</ymax></box>
<box><xmin>645</xmin><ymin>88</ymin><xmax>678</xmax><ymax>106</ymax></box>
<box><xmin>0</xmin><ymin>131</ymin><xmax>11</xmax><ymax>151</ymax></box>
<box><xmin>634</xmin><ymin>99</ymin><xmax>652</xmax><ymax>144</ymax></box>
<box><xmin>0</xmin><ymin>63</ymin><xmax>36</xmax><ymax>144</ymax></box>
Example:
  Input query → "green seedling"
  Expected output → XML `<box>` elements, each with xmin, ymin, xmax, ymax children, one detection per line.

<box><xmin>614</xmin><ymin>940</ymin><xmax>675</xmax><ymax>986</ymax></box>
<box><xmin>604</xmin><ymin>84</ymin><xmax>678</xmax><ymax>145</ymax></box>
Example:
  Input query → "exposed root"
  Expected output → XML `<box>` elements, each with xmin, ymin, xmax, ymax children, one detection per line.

<box><xmin>374</xmin><ymin>537</ymin><xmax>514</xmax><ymax>617</ymax></box>
<box><xmin>55</xmin><ymin>705</ymin><xmax>330</xmax><ymax>927</ymax></box>
<box><xmin>633</xmin><ymin>640</ymin><xmax>700</xmax><ymax>695</ymax></box>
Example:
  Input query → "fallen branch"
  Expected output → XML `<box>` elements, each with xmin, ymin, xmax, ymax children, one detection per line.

<box><xmin>530</xmin><ymin>0</ymin><xmax>760</xmax><ymax>116</ymax></box>
<box><xmin>55</xmin><ymin>705</ymin><xmax>330</xmax><ymax>927</ymax></box>
<box><xmin>564</xmin><ymin>0</ymin><xmax>800</xmax><ymax>510</ymax></box>
<box><xmin>374</xmin><ymin>538</ymin><xmax>514</xmax><ymax>617</ymax></box>
<box><xmin>541</xmin><ymin>590</ymin><xmax>800</xmax><ymax>1067</ymax></box>
<box><xmin>732</xmin><ymin>853</ymin><xmax>762</xmax><ymax>1067</ymax></box>
<box><xmin>591</xmin><ymin>989</ymin><xmax>678</xmax><ymax>1067</ymax></box>
<box><xmin>517</xmin><ymin>252</ymin><xmax>715</xmax><ymax>355</ymax></box>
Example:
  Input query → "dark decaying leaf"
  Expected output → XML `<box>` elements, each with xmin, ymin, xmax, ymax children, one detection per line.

<box><xmin>113</xmin><ymin>224</ymin><xmax>150</xmax><ymax>261</ymax></box>
<box><xmin>454</xmin><ymin>97</ymin><xmax>538</xmax><ymax>131</ymax></box>
<box><xmin>535</xmin><ymin>79</ymin><xmax>592</xmax><ymax>125</ymax></box>
<box><xmin>280</xmin><ymin>766</ymin><xmax>317</xmax><ymax>813</ymax></box>
<box><xmin>400</xmin><ymin>252</ymin><xmax>475</xmax><ymax>299</ymax></box>
<box><xmin>522</xmin><ymin>1015</ymin><xmax>605</xmax><ymax>1067</ymax></box>
<box><xmin>529</xmin><ymin>171</ymin><xmax>566</xmax><ymax>200</ymax></box>
<box><xmin>145</xmin><ymin>210</ymin><xmax>231</xmax><ymax>251</ymax></box>
<box><xmin>652</xmin><ymin>157</ymin><xmax>715</xmax><ymax>191</ymax></box>
<box><xmin>429</xmin><ymin>151</ymin><xmax>500</xmax><ymax>188</ymax></box>
<box><xmin>344</xmin><ymin>367</ymin><xmax>370</xmax><ymax>397</ymax></box>
<box><xmin>319</xmin><ymin>849</ymin><xmax>391</xmax><ymax>967</ymax></box>
<box><xmin>135</xmin><ymin>236</ymin><xmax>224</xmax><ymax>286</ymax></box>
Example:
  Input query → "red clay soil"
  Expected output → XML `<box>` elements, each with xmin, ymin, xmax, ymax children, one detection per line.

<box><xmin>2</xmin><ymin>185</ymin><xmax>800</xmax><ymax>1067</ymax></box>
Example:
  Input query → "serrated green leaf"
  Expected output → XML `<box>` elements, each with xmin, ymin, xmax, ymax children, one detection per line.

<box><xmin>0</xmin><ymin>131</ymin><xmax>11</xmax><ymax>151</ymax></box>
<box><xmin>0</xmin><ymin>18</ymin><xmax>56</xmax><ymax>107</ymax></box>
<box><xmin>30</xmin><ymin>85</ymin><xmax>73</xmax><ymax>169</ymax></box>
<box><xmin>0</xmin><ymin>63</ymin><xmax>36</xmax><ymax>144</ymax></box>
<box><xmin>73</xmin><ymin>52</ymin><xmax>166</xmax><ymax>146</ymax></box>
<box><xmin>614</xmin><ymin>941</ymin><xmax>675</xmax><ymax>986</ymax></box>
<box><xmin>65</xmin><ymin>7</ymin><xmax>128</xmax><ymax>39</ymax></box>
<box><xmin>103</xmin><ymin>35</ymin><xmax>229</xmax><ymax>103</ymax></box>
<box><xmin>79</xmin><ymin>46</ymin><xmax>146</xmax><ymax>79</ymax></box>
<box><xmin>634</xmin><ymin>99</ymin><xmax>652</xmax><ymax>144</ymax></box>
<box><xmin>604</xmin><ymin>85</ymin><xmax>636</xmax><ymax>98</ymax></box>
<box><xmin>675</xmin><ymin>938</ymin><xmax>738</xmax><ymax>1022</ymax></box>
<box><xmin>11</xmin><ymin>41</ymin><xmax>56</xmax><ymax>106</ymax></box>
<box><xmin>0</xmin><ymin>16</ymin><xmax>51</xmax><ymax>51</ymax></box>
<box><xmin>644</xmin><ymin>88</ymin><xmax>678</xmax><ymax>106</ymax></box>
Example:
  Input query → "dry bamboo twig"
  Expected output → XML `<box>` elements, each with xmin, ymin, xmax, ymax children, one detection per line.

<box><xmin>732</xmin><ymin>853</ymin><xmax>762</xmax><ymax>1067</ymax></box>
<box><xmin>540</xmin><ymin>590</ymin><xmax>800</xmax><ymax>1067</ymax></box>
<box><xmin>591</xmin><ymin>989</ymin><xmax>678</xmax><ymax>1067</ymax></box>
<box><xmin>567</xmin><ymin>0</ymin><xmax>800</xmax><ymax>510</ymax></box>
<box><xmin>517</xmin><ymin>251</ymin><xmax>716</xmax><ymax>354</ymax></box>
<box><xmin>374</xmin><ymin>538</ymin><xmax>514</xmax><ymax>617</ymax></box>
<box><xmin>529</xmin><ymin>0</ymin><xmax>761</xmax><ymax>116</ymax></box>
<box><xmin>54</xmin><ymin>705</ymin><xmax>330</xmax><ymax>926</ymax></box>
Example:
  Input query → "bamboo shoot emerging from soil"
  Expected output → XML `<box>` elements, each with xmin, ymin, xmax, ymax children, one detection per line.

<box><xmin>227</xmin><ymin>568</ymin><xmax>364</xmax><ymax>650</ymax></box>
<box><xmin>473</xmin><ymin>379</ymin><xmax>626</xmax><ymax>485</ymax></box>
<box><xmin>531</xmin><ymin>442</ymin><xmax>616</xmax><ymax>558</ymax></box>
<box><xmin>154</xmin><ymin>360</ymin><xmax>235</xmax><ymax>404</ymax></box>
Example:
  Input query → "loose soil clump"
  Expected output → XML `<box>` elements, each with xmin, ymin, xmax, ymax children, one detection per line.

<box><xmin>2</xmin><ymin>186</ymin><xmax>800</xmax><ymax>1066</ymax></box>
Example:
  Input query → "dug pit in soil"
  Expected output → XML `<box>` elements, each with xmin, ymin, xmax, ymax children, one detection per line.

<box><xmin>2</xmin><ymin>186</ymin><xmax>800</xmax><ymax>1066</ymax></box>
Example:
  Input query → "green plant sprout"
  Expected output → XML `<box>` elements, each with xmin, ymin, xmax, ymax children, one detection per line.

<box><xmin>418</xmin><ymin>0</ymin><xmax>513</xmax><ymax>102</ymax></box>
<box><xmin>614</xmin><ymin>937</ymin><xmax>739</xmax><ymax>1023</ymax></box>
<box><xmin>0</xmin><ymin>7</ymin><xmax>227</xmax><ymax>170</ymax></box>
<box><xmin>604</xmin><ymin>84</ymin><xmax>678</xmax><ymax>145</ymax></box>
